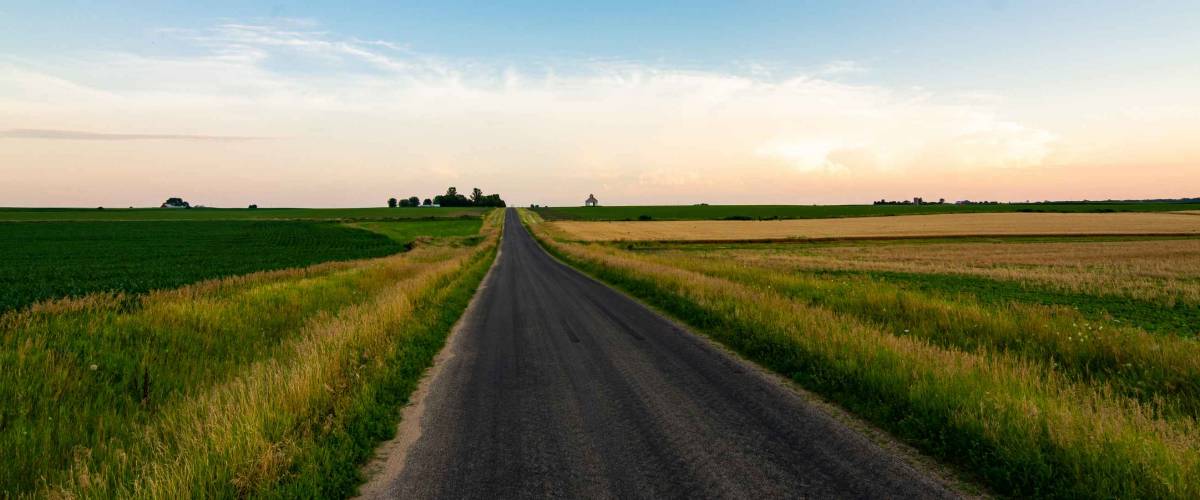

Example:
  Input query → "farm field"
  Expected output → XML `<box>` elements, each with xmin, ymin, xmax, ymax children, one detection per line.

<box><xmin>0</xmin><ymin>210</ymin><xmax>502</xmax><ymax>497</ymax></box>
<box><xmin>0</xmin><ymin>206</ymin><xmax>487</xmax><ymax>221</ymax></box>
<box><xmin>647</xmin><ymin>236</ymin><xmax>1200</xmax><ymax>335</ymax></box>
<box><xmin>0</xmin><ymin>220</ymin><xmax>404</xmax><ymax>313</ymax></box>
<box><xmin>521</xmin><ymin>208</ymin><xmax>1200</xmax><ymax>498</ymax></box>
<box><xmin>349</xmin><ymin>219</ymin><xmax>483</xmax><ymax>246</ymax></box>
<box><xmin>534</xmin><ymin>202</ymin><xmax>1200</xmax><ymax>221</ymax></box>
<box><xmin>549</xmin><ymin>211</ymin><xmax>1200</xmax><ymax>241</ymax></box>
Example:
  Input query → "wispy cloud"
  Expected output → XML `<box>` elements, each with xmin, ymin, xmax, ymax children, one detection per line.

<box><xmin>0</xmin><ymin>129</ymin><xmax>266</xmax><ymax>141</ymax></box>
<box><xmin>817</xmin><ymin>60</ymin><xmax>868</xmax><ymax>76</ymax></box>
<box><xmin>0</xmin><ymin>20</ymin><xmax>1100</xmax><ymax>206</ymax></box>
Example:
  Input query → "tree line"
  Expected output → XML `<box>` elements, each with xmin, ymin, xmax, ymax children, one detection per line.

<box><xmin>388</xmin><ymin>187</ymin><xmax>506</xmax><ymax>208</ymax></box>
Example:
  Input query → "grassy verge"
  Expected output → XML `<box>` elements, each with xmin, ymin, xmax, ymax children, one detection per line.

<box><xmin>520</xmin><ymin>209</ymin><xmax>1200</xmax><ymax>498</ymax></box>
<box><xmin>1</xmin><ymin>210</ymin><xmax>501</xmax><ymax>497</ymax></box>
<box><xmin>265</xmin><ymin>237</ymin><xmax>496</xmax><ymax>498</ymax></box>
<box><xmin>620</xmin><ymin>237</ymin><xmax>1200</xmax><ymax>333</ymax></box>
<box><xmin>648</xmin><ymin>255</ymin><xmax>1200</xmax><ymax>416</ymax></box>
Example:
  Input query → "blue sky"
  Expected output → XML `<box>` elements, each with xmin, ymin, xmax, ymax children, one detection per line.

<box><xmin>1</xmin><ymin>1</ymin><xmax>1197</xmax><ymax>206</ymax></box>
<box><xmin>6</xmin><ymin>1</ymin><xmax>1197</xmax><ymax>87</ymax></box>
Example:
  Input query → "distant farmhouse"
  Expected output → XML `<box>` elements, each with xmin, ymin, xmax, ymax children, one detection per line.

<box><xmin>585</xmin><ymin>194</ymin><xmax>599</xmax><ymax>207</ymax></box>
<box><xmin>160</xmin><ymin>197</ymin><xmax>190</xmax><ymax>208</ymax></box>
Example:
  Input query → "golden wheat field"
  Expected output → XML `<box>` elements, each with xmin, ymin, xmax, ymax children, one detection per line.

<box><xmin>692</xmin><ymin>238</ymin><xmax>1200</xmax><ymax>305</ymax></box>
<box><xmin>550</xmin><ymin>212</ymin><xmax>1200</xmax><ymax>241</ymax></box>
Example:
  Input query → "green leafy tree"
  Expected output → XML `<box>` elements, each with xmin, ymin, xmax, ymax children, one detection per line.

<box><xmin>387</xmin><ymin>197</ymin><xmax>398</xmax><ymax>208</ymax></box>
<box><xmin>436</xmin><ymin>186</ymin><xmax>471</xmax><ymax>207</ymax></box>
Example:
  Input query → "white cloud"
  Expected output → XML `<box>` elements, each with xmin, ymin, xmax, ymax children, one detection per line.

<box><xmin>0</xmin><ymin>21</ymin><xmax>1067</xmax><ymax>206</ymax></box>
<box><xmin>0</xmin><ymin>128</ymin><xmax>265</xmax><ymax>141</ymax></box>
<box><xmin>817</xmin><ymin>60</ymin><xmax>868</xmax><ymax>76</ymax></box>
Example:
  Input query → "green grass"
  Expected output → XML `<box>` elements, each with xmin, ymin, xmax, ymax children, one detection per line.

<box><xmin>831</xmin><ymin>269</ymin><xmax>1200</xmax><ymax>337</ymax></box>
<box><xmin>534</xmin><ymin>202</ymin><xmax>1200</xmax><ymax>221</ymax></box>
<box><xmin>265</xmin><ymin>241</ymin><xmax>496</xmax><ymax>498</ymax></box>
<box><xmin>0</xmin><ymin>220</ymin><xmax>408</xmax><ymax>313</ymax></box>
<box><xmin>620</xmin><ymin>236</ymin><xmax>1200</xmax><ymax>336</ymax></box>
<box><xmin>348</xmin><ymin>219</ymin><xmax>484</xmax><ymax>245</ymax></box>
<box><xmin>0</xmin><ymin>214</ymin><xmax>501</xmax><ymax>497</ymax></box>
<box><xmin>649</xmin><ymin>257</ymin><xmax>1200</xmax><ymax>414</ymax></box>
<box><xmin>0</xmin><ymin>206</ymin><xmax>488</xmax><ymax>221</ymax></box>
<box><xmin>522</xmin><ymin>209</ymin><xmax>1200</xmax><ymax>499</ymax></box>
<box><xmin>621</xmin><ymin>239</ymin><xmax>1200</xmax><ymax>337</ymax></box>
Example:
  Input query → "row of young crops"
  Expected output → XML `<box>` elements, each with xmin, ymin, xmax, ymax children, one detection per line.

<box><xmin>0</xmin><ymin>220</ymin><xmax>408</xmax><ymax>312</ymax></box>
<box><xmin>521</xmin><ymin>209</ymin><xmax>1200</xmax><ymax>498</ymax></box>
<box><xmin>0</xmin><ymin>212</ymin><xmax>500</xmax><ymax>497</ymax></box>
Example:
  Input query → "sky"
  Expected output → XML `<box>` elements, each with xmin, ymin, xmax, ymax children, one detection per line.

<box><xmin>1</xmin><ymin>1</ymin><xmax>1197</xmax><ymax>207</ymax></box>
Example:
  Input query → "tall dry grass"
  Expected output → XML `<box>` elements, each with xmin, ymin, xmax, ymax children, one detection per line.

<box><xmin>521</xmin><ymin>209</ymin><xmax>1200</xmax><ymax>498</ymax></box>
<box><xmin>1</xmin><ymin>210</ymin><xmax>502</xmax><ymax>497</ymax></box>
<box><xmin>646</xmin><ymin>252</ymin><xmax>1200</xmax><ymax>415</ymax></box>
<box><xmin>711</xmin><ymin>238</ymin><xmax>1200</xmax><ymax>306</ymax></box>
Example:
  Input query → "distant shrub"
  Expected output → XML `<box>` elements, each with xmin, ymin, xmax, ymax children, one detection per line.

<box><xmin>638</xmin><ymin>214</ymin><xmax>653</xmax><ymax>221</ymax></box>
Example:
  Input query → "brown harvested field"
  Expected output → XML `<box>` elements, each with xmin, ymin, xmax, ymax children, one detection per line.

<box><xmin>550</xmin><ymin>212</ymin><xmax>1200</xmax><ymax>241</ymax></box>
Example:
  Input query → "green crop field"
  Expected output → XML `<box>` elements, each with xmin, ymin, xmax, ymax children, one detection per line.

<box><xmin>0</xmin><ymin>220</ymin><xmax>415</xmax><ymax>313</ymax></box>
<box><xmin>522</xmin><ymin>209</ymin><xmax>1200</xmax><ymax>498</ymax></box>
<box><xmin>349</xmin><ymin>219</ymin><xmax>484</xmax><ymax>246</ymax></box>
<box><xmin>0</xmin><ymin>206</ymin><xmax>488</xmax><ymax>221</ymax></box>
<box><xmin>0</xmin><ymin>211</ymin><xmax>502</xmax><ymax>497</ymax></box>
<box><xmin>534</xmin><ymin>202</ymin><xmax>1200</xmax><ymax>221</ymax></box>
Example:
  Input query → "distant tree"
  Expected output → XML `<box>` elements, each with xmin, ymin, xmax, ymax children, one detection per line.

<box><xmin>398</xmin><ymin>199</ymin><xmax>410</xmax><ymax>207</ymax></box>
<box><xmin>435</xmin><ymin>186</ymin><xmax>471</xmax><ymax>207</ymax></box>
<box><xmin>470</xmin><ymin>187</ymin><xmax>484</xmax><ymax>205</ymax></box>
<box><xmin>408</xmin><ymin>196</ymin><xmax>420</xmax><ymax>207</ymax></box>
<box><xmin>161</xmin><ymin>197</ymin><xmax>190</xmax><ymax>208</ymax></box>
<box><xmin>248</xmin><ymin>204</ymin><xmax>258</xmax><ymax>209</ymax></box>
<box><xmin>423</xmin><ymin>198</ymin><xmax>433</xmax><ymax>206</ymax></box>
<box><xmin>480</xmin><ymin>194</ymin><xmax>506</xmax><ymax>207</ymax></box>
<box><xmin>387</xmin><ymin>197</ymin><xmax>398</xmax><ymax>208</ymax></box>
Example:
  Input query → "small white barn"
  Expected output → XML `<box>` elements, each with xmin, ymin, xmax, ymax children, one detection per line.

<box><xmin>585</xmin><ymin>194</ymin><xmax>599</xmax><ymax>207</ymax></box>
